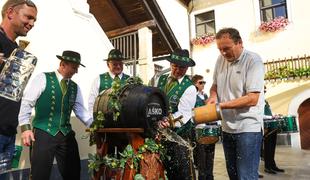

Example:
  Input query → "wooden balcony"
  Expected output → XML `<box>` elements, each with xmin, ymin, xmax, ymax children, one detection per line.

<box><xmin>264</xmin><ymin>55</ymin><xmax>310</xmax><ymax>80</ymax></box>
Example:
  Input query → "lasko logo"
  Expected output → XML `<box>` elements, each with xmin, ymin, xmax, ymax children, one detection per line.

<box><xmin>146</xmin><ymin>103</ymin><xmax>163</xmax><ymax>117</ymax></box>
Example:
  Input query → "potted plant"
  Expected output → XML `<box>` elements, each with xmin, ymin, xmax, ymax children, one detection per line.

<box><xmin>191</xmin><ymin>33</ymin><xmax>215</xmax><ymax>46</ymax></box>
<box><xmin>259</xmin><ymin>16</ymin><xmax>289</xmax><ymax>33</ymax></box>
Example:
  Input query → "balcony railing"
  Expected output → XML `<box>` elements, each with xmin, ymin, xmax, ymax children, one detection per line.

<box><xmin>110</xmin><ymin>31</ymin><xmax>139</xmax><ymax>76</ymax></box>
<box><xmin>264</xmin><ymin>55</ymin><xmax>310</xmax><ymax>80</ymax></box>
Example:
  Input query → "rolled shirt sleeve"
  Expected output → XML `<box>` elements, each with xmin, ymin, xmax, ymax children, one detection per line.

<box><xmin>173</xmin><ymin>85</ymin><xmax>197</xmax><ymax>126</ymax></box>
<box><xmin>74</xmin><ymin>85</ymin><xmax>93</xmax><ymax>127</ymax></box>
<box><xmin>88</xmin><ymin>76</ymin><xmax>100</xmax><ymax>116</ymax></box>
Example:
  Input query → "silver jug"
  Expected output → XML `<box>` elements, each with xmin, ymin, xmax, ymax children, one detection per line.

<box><xmin>0</xmin><ymin>48</ymin><xmax>37</xmax><ymax>101</ymax></box>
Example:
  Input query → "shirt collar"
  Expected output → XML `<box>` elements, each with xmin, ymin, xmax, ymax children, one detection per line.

<box><xmin>169</xmin><ymin>74</ymin><xmax>184</xmax><ymax>84</ymax></box>
<box><xmin>109</xmin><ymin>71</ymin><xmax>123</xmax><ymax>79</ymax></box>
<box><xmin>55</xmin><ymin>70</ymin><xmax>69</xmax><ymax>82</ymax></box>
<box><xmin>231</xmin><ymin>49</ymin><xmax>245</xmax><ymax>65</ymax></box>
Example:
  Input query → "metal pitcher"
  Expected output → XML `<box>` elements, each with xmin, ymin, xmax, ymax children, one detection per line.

<box><xmin>0</xmin><ymin>48</ymin><xmax>37</xmax><ymax>101</ymax></box>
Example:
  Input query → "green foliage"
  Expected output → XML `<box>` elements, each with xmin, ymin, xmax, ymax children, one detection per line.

<box><xmin>265</xmin><ymin>66</ymin><xmax>310</xmax><ymax>80</ymax></box>
<box><xmin>109</xmin><ymin>78</ymin><xmax>122</xmax><ymax>121</ymax></box>
<box><xmin>88</xmin><ymin>138</ymin><xmax>167</xmax><ymax>178</ymax></box>
<box><xmin>88</xmin><ymin>76</ymin><xmax>144</xmax><ymax>145</ymax></box>
<box><xmin>85</xmin><ymin>111</ymin><xmax>105</xmax><ymax>146</ymax></box>
<box><xmin>88</xmin><ymin>153</ymin><xmax>102</xmax><ymax>176</ymax></box>
<box><xmin>134</xmin><ymin>174</ymin><xmax>145</xmax><ymax>180</ymax></box>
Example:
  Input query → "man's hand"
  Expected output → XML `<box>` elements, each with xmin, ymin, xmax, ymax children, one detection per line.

<box><xmin>206</xmin><ymin>97</ymin><xmax>217</xmax><ymax>104</ymax></box>
<box><xmin>158</xmin><ymin>117</ymin><xmax>170</xmax><ymax>129</ymax></box>
<box><xmin>0</xmin><ymin>53</ymin><xmax>4</xmax><ymax>65</ymax></box>
<box><xmin>21</xmin><ymin>130</ymin><xmax>35</xmax><ymax>146</ymax></box>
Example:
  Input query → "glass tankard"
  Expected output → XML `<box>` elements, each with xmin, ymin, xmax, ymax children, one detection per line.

<box><xmin>0</xmin><ymin>48</ymin><xmax>37</xmax><ymax>101</ymax></box>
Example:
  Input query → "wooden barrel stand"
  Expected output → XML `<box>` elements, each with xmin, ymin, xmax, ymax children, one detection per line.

<box><xmin>92</xmin><ymin>128</ymin><xmax>165</xmax><ymax>180</ymax></box>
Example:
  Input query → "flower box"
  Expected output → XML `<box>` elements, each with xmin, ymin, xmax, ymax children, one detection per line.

<box><xmin>259</xmin><ymin>16</ymin><xmax>289</xmax><ymax>33</ymax></box>
<box><xmin>191</xmin><ymin>33</ymin><xmax>215</xmax><ymax>46</ymax></box>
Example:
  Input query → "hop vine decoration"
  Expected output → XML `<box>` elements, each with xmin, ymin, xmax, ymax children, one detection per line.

<box><xmin>109</xmin><ymin>78</ymin><xmax>122</xmax><ymax>121</ymax></box>
<box><xmin>88</xmin><ymin>111</ymin><xmax>105</xmax><ymax>145</ymax></box>
<box><xmin>87</xmin><ymin>76</ymin><xmax>144</xmax><ymax>145</ymax></box>
<box><xmin>259</xmin><ymin>16</ymin><xmax>289</xmax><ymax>32</ymax></box>
<box><xmin>88</xmin><ymin>138</ymin><xmax>167</xmax><ymax>178</ymax></box>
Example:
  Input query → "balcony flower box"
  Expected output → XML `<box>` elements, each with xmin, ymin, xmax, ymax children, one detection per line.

<box><xmin>259</xmin><ymin>16</ymin><xmax>289</xmax><ymax>33</ymax></box>
<box><xmin>191</xmin><ymin>33</ymin><xmax>215</xmax><ymax>46</ymax></box>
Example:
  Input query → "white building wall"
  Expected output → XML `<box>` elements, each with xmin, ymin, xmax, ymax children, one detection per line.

<box><xmin>190</xmin><ymin>0</ymin><xmax>310</xmax><ymax>91</ymax></box>
<box><xmin>0</xmin><ymin>0</ymin><xmax>115</xmax><ymax>168</ymax></box>
<box><xmin>155</xmin><ymin>0</ymin><xmax>191</xmax><ymax>70</ymax></box>
<box><xmin>156</xmin><ymin>0</ymin><xmax>190</xmax><ymax>50</ymax></box>
<box><xmin>189</xmin><ymin>0</ymin><xmax>310</xmax><ymax>149</ymax></box>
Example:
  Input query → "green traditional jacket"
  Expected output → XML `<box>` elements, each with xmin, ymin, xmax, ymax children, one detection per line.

<box><xmin>158</xmin><ymin>74</ymin><xmax>193</xmax><ymax>113</ymax></box>
<box><xmin>99</xmin><ymin>72</ymin><xmax>130</xmax><ymax>92</ymax></box>
<box><xmin>264</xmin><ymin>100</ymin><xmax>272</xmax><ymax>116</ymax></box>
<box><xmin>32</xmin><ymin>72</ymin><xmax>77</xmax><ymax>136</ymax></box>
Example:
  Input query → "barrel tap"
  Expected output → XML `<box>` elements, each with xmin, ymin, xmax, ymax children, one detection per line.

<box><xmin>168</xmin><ymin>113</ymin><xmax>184</xmax><ymax>128</ymax></box>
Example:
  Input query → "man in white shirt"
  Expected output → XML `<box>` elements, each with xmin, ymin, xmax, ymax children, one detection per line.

<box><xmin>156</xmin><ymin>48</ymin><xmax>197</xmax><ymax>180</ymax></box>
<box><xmin>18</xmin><ymin>50</ymin><xmax>93</xmax><ymax>180</ymax></box>
<box><xmin>88</xmin><ymin>49</ymin><xmax>130</xmax><ymax>114</ymax></box>
<box><xmin>88</xmin><ymin>49</ymin><xmax>130</xmax><ymax>155</ymax></box>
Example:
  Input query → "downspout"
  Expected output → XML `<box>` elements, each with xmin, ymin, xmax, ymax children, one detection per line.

<box><xmin>188</xmin><ymin>0</ymin><xmax>195</xmax><ymax>76</ymax></box>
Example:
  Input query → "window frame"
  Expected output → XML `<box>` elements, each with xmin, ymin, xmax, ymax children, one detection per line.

<box><xmin>259</xmin><ymin>0</ymin><xmax>288</xmax><ymax>22</ymax></box>
<box><xmin>194</xmin><ymin>10</ymin><xmax>216</xmax><ymax>37</ymax></box>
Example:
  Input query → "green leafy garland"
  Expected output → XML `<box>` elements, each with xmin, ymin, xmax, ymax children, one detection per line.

<box><xmin>88</xmin><ymin>138</ymin><xmax>167</xmax><ymax>179</ymax></box>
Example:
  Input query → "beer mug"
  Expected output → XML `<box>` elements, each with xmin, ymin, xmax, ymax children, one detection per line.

<box><xmin>0</xmin><ymin>48</ymin><xmax>37</xmax><ymax>101</ymax></box>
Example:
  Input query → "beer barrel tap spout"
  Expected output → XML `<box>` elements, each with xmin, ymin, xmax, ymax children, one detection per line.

<box><xmin>168</xmin><ymin>113</ymin><xmax>183</xmax><ymax>128</ymax></box>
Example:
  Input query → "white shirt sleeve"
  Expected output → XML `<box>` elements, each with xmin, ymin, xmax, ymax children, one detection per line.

<box><xmin>74</xmin><ymin>85</ymin><xmax>93</xmax><ymax>127</ymax></box>
<box><xmin>88</xmin><ymin>76</ymin><xmax>100</xmax><ymax>116</ymax></box>
<box><xmin>173</xmin><ymin>85</ymin><xmax>197</xmax><ymax>126</ymax></box>
<box><xmin>18</xmin><ymin>73</ymin><xmax>46</xmax><ymax>126</ymax></box>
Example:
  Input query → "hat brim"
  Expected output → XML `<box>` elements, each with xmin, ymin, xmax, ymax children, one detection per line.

<box><xmin>56</xmin><ymin>55</ymin><xmax>85</xmax><ymax>67</ymax></box>
<box><xmin>103</xmin><ymin>57</ymin><xmax>126</xmax><ymax>61</ymax></box>
<box><xmin>167</xmin><ymin>57</ymin><xmax>195</xmax><ymax>67</ymax></box>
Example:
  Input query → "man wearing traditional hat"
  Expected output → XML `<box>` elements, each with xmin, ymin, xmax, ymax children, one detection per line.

<box><xmin>88</xmin><ymin>49</ymin><xmax>130</xmax><ymax>112</ymax></box>
<box><xmin>156</xmin><ymin>48</ymin><xmax>197</xmax><ymax>180</ymax></box>
<box><xmin>88</xmin><ymin>48</ymin><xmax>130</xmax><ymax>155</ymax></box>
<box><xmin>18</xmin><ymin>50</ymin><xmax>93</xmax><ymax>180</ymax></box>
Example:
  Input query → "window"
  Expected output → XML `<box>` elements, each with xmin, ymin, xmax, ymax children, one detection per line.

<box><xmin>195</xmin><ymin>10</ymin><xmax>215</xmax><ymax>36</ymax></box>
<box><xmin>259</xmin><ymin>0</ymin><xmax>287</xmax><ymax>22</ymax></box>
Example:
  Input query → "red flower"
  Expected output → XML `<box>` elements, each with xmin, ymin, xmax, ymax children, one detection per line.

<box><xmin>191</xmin><ymin>33</ymin><xmax>215</xmax><ymax>46</ymax></box>
<box><xmin>259</xmin><ymin>16</ymin><xmax>289</xmax><ymax>32</ymax></box>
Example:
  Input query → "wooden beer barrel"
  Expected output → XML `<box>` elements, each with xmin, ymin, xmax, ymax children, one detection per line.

<box><xmin>93</xmin><ymin>84</ymin><xmax>169</xmax><ymax>138</ymax></box>
<box><xmin>192</xmin><ymin>103</ymin><xmax>222</xmax><ymax>124</ymax></box>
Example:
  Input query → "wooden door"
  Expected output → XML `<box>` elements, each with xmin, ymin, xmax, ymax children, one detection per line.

<box><xmin>297</xmin><ymin>98</ymin><xmax>310</xmax><ymax>150</ymax></box>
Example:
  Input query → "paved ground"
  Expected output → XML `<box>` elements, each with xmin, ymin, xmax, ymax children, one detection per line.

<box><xmin>4</xmin><ymin>143</ymin><xmax>310</xmax><ymax>179</ymax></box>
<box><xmin>213</xmin><ymin>143</ymin><xmax>310</xmax><ymax>180</ymax></box>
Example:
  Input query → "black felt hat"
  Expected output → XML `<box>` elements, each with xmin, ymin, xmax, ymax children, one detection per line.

<box><xmin>167</xmin><ymin>48</ymin><xmax>195</xmax><ymax>67</ymax></box>
<box><xmin>56</xmin><ymin>50</ymin><xmax>85</xmax><ymax>67</ymax></box>
<box><xmin>104</xmin><ymin>49</ymin><xmax>126</xmax><ymax>61</ymax></box>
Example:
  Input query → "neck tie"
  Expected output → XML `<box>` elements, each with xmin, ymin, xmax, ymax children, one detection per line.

<box><xmin>60</xmin><ymin>79</ymin><xmax>68</xmax><ymax>94</ymax></box>
<box><xmin>165</xmin><ymin>77</ymin><xmax>178</xmax><ymax>93</ymax></box>
<box><xmin>114</xmin><ymin>75</ymin><xmax>120</xmax><ymax>81</ymax></box>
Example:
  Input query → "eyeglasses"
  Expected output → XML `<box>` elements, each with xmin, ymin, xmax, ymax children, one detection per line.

<box><xmin>198</xmin><ymin>81</ymin><xmax>206</xmax><ymax>85</ymax></box>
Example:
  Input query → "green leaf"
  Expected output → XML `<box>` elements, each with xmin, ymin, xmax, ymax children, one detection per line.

<box><xmin>134</xmin><ymin>174</ymin><xmax>145</xmax><ymax>180</ymax></box>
